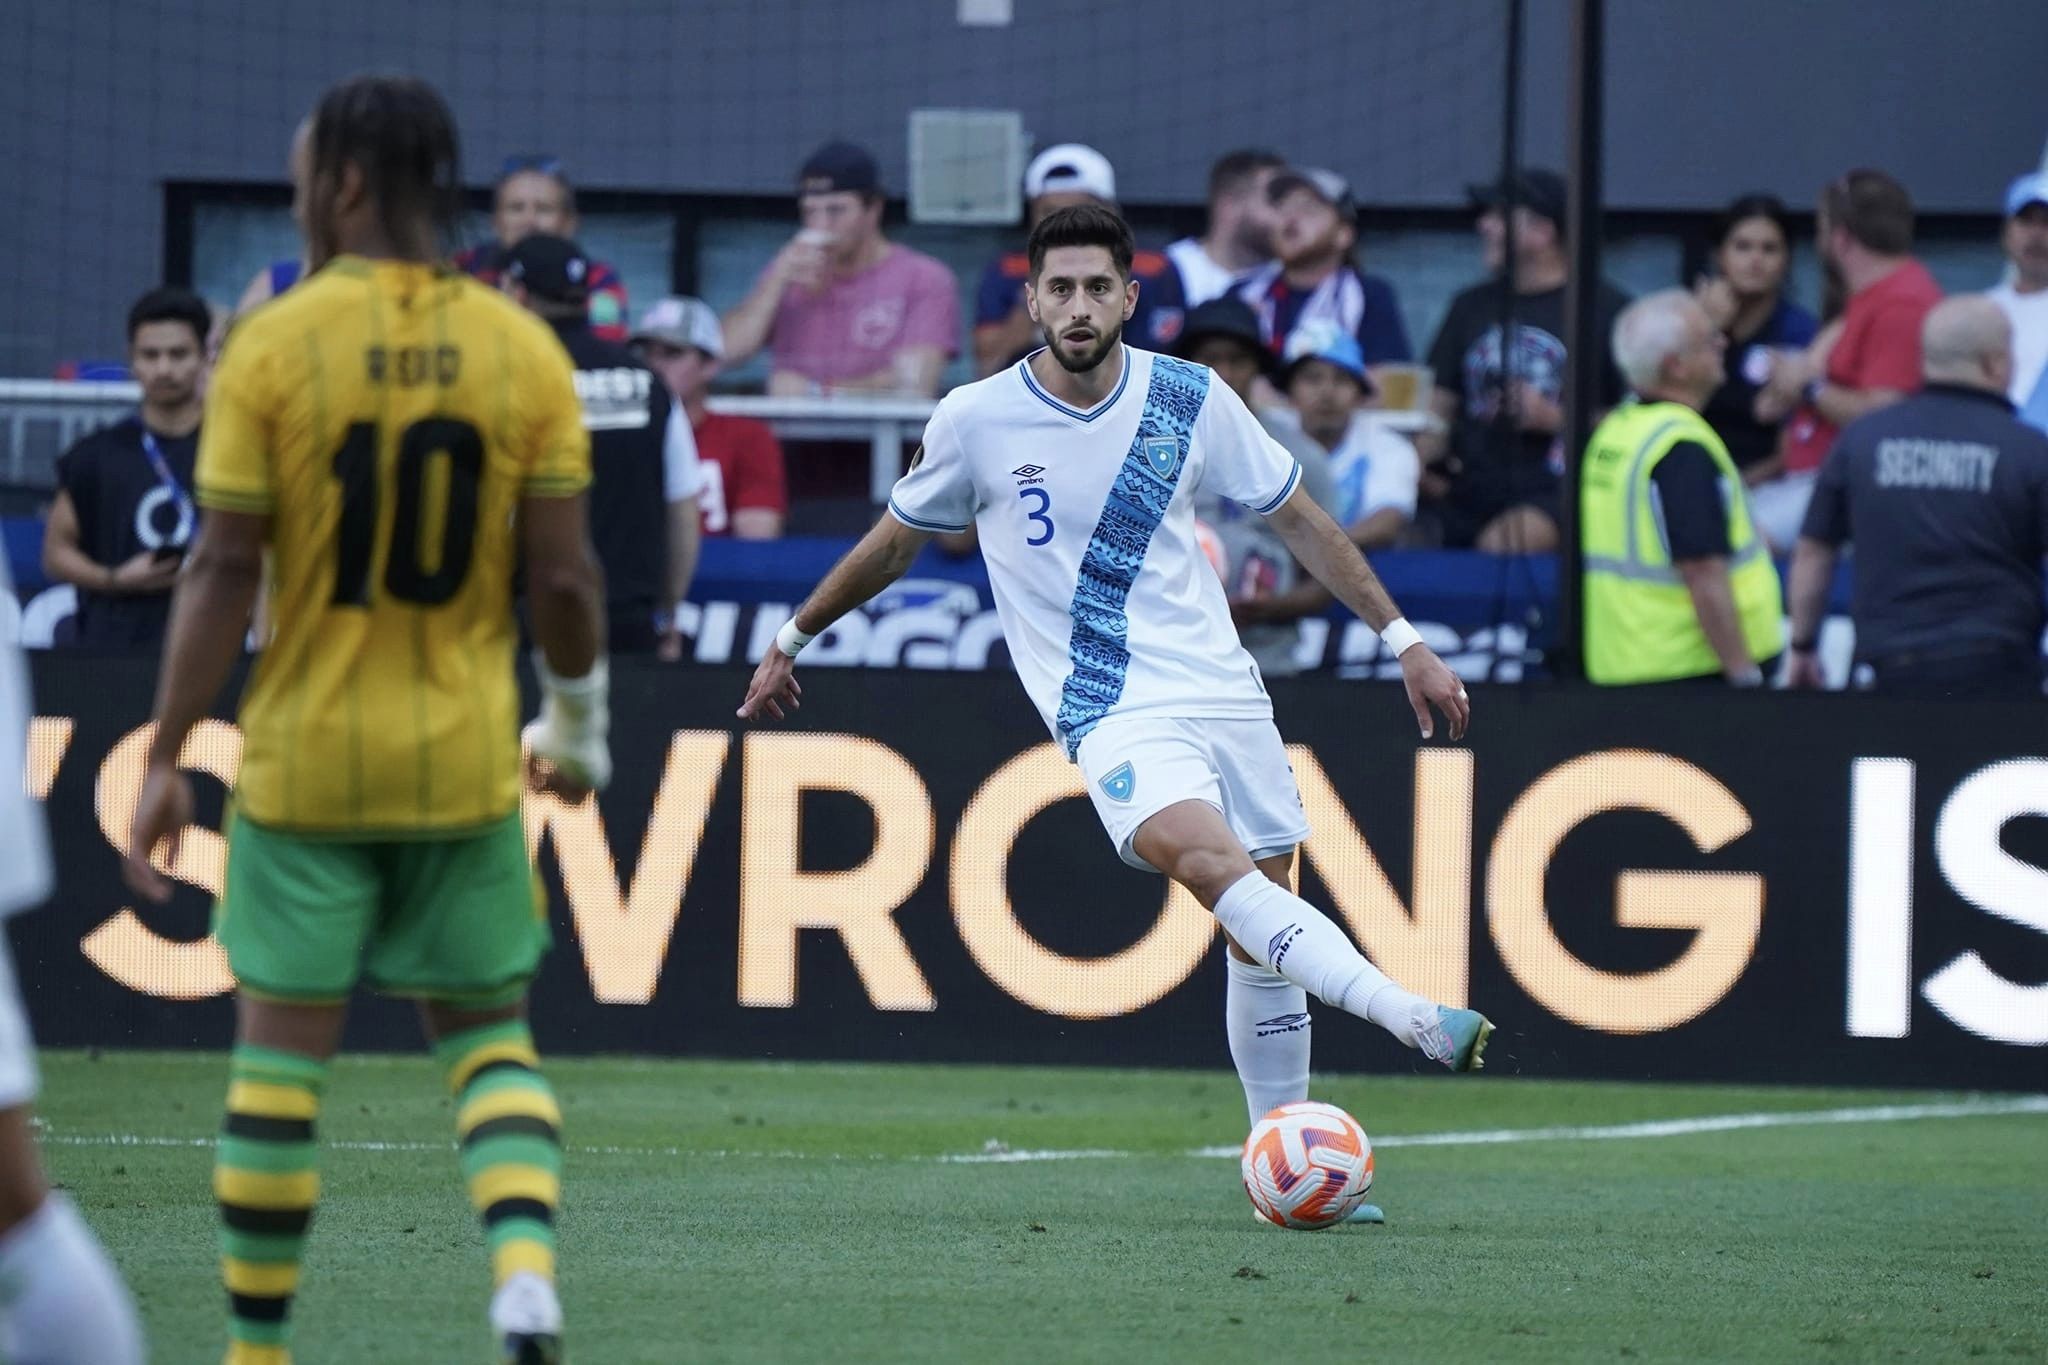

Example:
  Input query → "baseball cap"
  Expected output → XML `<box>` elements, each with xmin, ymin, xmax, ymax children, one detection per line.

<box><xmin>1468</xmin><ymin>167</ymin><xmax>1569</xmax><ymax>232</ymax></box>
<box><xmin>1268</xmin><ymin>166</ymin><xmax>1359</xmax><ymax>223</ymax></box>
<box><xmin>2005</xmin><ymin>171</ymin><xmax>2048</xmax><ymax>218</ymax></box>
<box><xmin>798</xmin><ymin>141</ymin><xmax>880</xmax><ymax>196</ymax></box>
<box><xmin>503</xmin><ymin>234</ymin><xmax>591</xmax><ymax>303</ymax></box>
<box><xmin>631</xmin><ymin>296</ymin><xmax>723</xmax><ymax>359</ymax></box>
<box><xmin>1025</xmin><ymin>144</ymin><xmax>1117</xmax><ymax>203</ymax></box>
<box><xmin>1174</xmin><ymin>297</ymin><xmax>1275</xmax><ymax>375</ymax></box>
<box><xmin>1281</xmin><ymin>321</ymin><xmax>1373</xmax><ymax>393</ymax></box>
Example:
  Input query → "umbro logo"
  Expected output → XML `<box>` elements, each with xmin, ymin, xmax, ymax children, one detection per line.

<box><xmin>1011</xmin><ymin>464</ymin><xmax>1047</xmax><ymax>483</ymax></box>
<box><xmin>1255</xmin><ymin>1011</ymin><xmax>1311</xmax><ymax>1038</ymax></box>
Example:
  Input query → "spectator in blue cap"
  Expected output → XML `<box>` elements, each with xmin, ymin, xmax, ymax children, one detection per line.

<box><xmin>1990</xmin><ymin>170</ymin><xmax>2048</xmax><ymax>430</ymax></box>
<box><xmin>1279</xmin><ymin>322</ymin><xmax>1418</xmax><ymax>550</ymax></box>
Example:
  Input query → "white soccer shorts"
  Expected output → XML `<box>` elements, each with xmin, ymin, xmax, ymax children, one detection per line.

<box><xmin>0</xmin><ymin>938</ymin><xmax>38</xmax><ymax>1109</ymax></box>
<box><xmin>1075</xmin><ymin>716</ymin><xmax>1311</xmax><ymax>872</ymax></box>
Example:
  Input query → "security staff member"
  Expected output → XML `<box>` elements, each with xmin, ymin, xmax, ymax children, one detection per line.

<box><xmin>1787</xmin><ymin>295</ymin><xmax>2048</xmax><ymax>695</ymax></box>
<box><xmin>505</xmin><ymin>235</ymin><xmax>700</xmax><ymax>656</ymax></box>
<box><xmin>1581</xmin><ymin>290</ymin><xmax>1785</xmax><ymax>685</ymax></box>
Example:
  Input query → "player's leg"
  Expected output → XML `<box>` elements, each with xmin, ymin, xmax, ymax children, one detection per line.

<box><xmin>1133</xmin><ymin>801</ymin><xmax>1491</xmax><ymax>1071</ymax></box>
<box><xmin>1221</xmin><ymin>855</ymin><xmax>1311</xmax><ymax>1128</ymax></box>
<box><xmin>368</xmin><ymin>812</ymin><xmax>559</xmax><ymax>1365</ymax></box>
<box><xmin>420</xmin><ymin>999</ymin><xmax>563</xmax><ymax>1365</ymax></box>
<box><xmin>0</xmin><ymin>936</ymin><xmax>145</xmax><ymax>1365</ymax></box>
<box><xmin>211</xmin><ymin>816</ymin><xmax>376</xmax><ymax>1365</ymax></box>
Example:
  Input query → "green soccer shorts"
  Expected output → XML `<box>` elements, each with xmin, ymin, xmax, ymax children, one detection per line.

<box><xmin>213</xmin><ymin>809</ymin><xmax>549</xmax><ymax>1008</ymax></box>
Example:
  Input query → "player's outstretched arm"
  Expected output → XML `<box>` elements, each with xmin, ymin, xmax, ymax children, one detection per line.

<box><xmin>1263</xmin><ymin>484</ymin><xmax>1470</xmax><ymax>741</ymax></box>
<box><xmin>124</xmin><ymin>508</ymin><xmax>266</xmax><ymax>901</ymax></box>
<box><xmin>737</xmin><ymin>512</ymin><xmax>932</xmax><ymax>721</ymax></box>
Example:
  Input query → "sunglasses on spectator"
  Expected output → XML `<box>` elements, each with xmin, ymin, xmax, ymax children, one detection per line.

<box><xmin>499</xmin><ymin>154</ymin><xmax>564</xmax><ymax>181</ymax></box>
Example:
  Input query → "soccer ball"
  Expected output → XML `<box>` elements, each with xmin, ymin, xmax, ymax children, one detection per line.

<box><xmin>1240</xmin><ymin>1101</ymin><xmax>1375</xmax><ymax>1230</ymax></box>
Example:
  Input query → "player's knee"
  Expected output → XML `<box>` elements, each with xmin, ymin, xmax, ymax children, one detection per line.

<box><xmin>1166</xmin><ymin>845</ymin><xmax>1253</xmax><ymax>903</ymax></box>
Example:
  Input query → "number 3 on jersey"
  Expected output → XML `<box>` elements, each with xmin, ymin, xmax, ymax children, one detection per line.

<box><xmin>330</xmin><ymin>417</ymin><xmax>485</xmax><ymax>606</ymax></box>
<box><xmin>1018</xmin><ymin>487</ymin><xmax>1054</xmax><ymax>546</ymax></box>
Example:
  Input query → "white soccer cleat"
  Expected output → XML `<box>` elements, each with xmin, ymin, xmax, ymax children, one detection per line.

<box><xmin>492</xmin><ymin>1271</ymin><xmax>563</xmax><ymax>1364</ymax></box>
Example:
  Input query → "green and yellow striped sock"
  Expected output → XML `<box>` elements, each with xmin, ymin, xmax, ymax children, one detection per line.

<box><xmin>215</xmin><ymin>1045</ymin><xmax>326</xmax><ymax>1365</ymax></box>
<box><xmin>437</xmin><ymin>1019</ymin><xmax>562</xmax><ymax>1287</ymax></box>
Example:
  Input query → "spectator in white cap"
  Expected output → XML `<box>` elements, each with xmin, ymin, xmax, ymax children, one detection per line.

<box><xmin>1990</xmin><ymin>170</ymin><xmax>2048</xmax><ymax>431</ymax></box>
<box><xmin>633</xmin><ymin>297</ymin><xmax>788</xmax><ymax>540</ymax></box>
<box><xmin>972</xmin><ymin>142</ymin><xmax>1186</xmax><ymax>376</ymax></box>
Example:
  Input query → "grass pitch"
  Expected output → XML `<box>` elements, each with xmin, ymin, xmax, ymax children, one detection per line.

<box><xmin>37</xmin><ymin>1051</ymin><xmax>2048</xmax><ymax>1364</ymax></box>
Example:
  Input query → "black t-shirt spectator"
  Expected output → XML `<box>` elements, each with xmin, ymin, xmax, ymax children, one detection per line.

<box><xmin>1648</xmin><ymin>442</ymin><xmax>1732</xmax><ymax>560</ymax></box>
<box><xmin>54</xmin><ymin>417</ymin><xmax>198</xmax><ymax>648</ymax></box>
<box><xmin>1801</xmin><ymin>383</ymin><xmax>2048</xmax><ymax>662</ymax></box>
<box><xmin>1427</xmin><ymin>278</ymin><xmax>1630</xmax><ymax>518</ymax></box>
<box><xmin>551</xmin><ymin>321</ymin><xmax>672</xmax><ymax>648</ymax></box>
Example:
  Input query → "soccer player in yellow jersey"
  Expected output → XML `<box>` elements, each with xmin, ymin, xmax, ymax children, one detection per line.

<box><xmin>122</xmin><ymin>74</ymin><xmax>608</xmax><ymax>1365</ymax></box>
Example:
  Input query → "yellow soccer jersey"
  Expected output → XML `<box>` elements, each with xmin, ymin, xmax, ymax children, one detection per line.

<box><xmin>197</xmin><ymin>256</ymin><xmax>590</xmax><ymax>833</ymax></box>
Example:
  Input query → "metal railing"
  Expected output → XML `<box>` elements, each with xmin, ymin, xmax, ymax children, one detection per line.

<box><xmin>0</xmin><ymin>378</ymin><xmax>1432</xmax><ymax>502</ymax></box>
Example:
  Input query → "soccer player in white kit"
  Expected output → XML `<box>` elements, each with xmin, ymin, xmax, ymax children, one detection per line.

<box><xmin>0</xmin><ymin>557</ymin><xmax>145</xmax><ymax>1362</ymax></box>
<box><xmin>739</xmin><ymin>205</ymin><xmax>1492</xmax><ymax>1207</ymax></box>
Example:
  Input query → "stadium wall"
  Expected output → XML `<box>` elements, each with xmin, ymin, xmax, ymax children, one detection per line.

<box><xmin>16</xmin><ymin>654</ymin><xmax>2045</xmax><ymax>1088</ymax></box>
<box><xmin>6</xmin><ymin>1</ymin><xmax>2047</xmax><ymax>371</ymax></box>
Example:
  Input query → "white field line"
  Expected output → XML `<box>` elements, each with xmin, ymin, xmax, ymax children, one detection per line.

<box><xmin>37</xmin><ymin>1094</ymin><xmax>2048</xmax><ymax>1166</ymax></box>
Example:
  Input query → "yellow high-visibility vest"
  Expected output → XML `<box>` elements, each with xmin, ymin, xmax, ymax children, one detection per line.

<box><xmin>1580</xmin><ymin>400</ymin><xmax>1785</xmax><ymax>684</ymax></box>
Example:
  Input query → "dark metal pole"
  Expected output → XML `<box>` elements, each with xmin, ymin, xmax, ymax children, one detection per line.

<box><xmin>1495</xmin><ymin>0</ymin><xmax>1523</xmax><ymax>439</ymax></box>
<box><xmin>1557</xmin><ymin>0</ymin><xmax>1604</xmax><ymax>682</ymax></box>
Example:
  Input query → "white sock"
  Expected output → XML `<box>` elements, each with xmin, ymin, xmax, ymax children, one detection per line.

<box><xmin>1211</xmin><ymin>871</ymin><xmax>1437</xmax><ymax>1050</ymax></box>
<box><xmin>0</xmin><ymin>1194</ymin><xmax>144</xmax><ymax>1365</ymax></box>
<box><xmin>1224</xmin><ymin>952</ymin><xmax>1311</xmax><ymax>1128</ymax></box>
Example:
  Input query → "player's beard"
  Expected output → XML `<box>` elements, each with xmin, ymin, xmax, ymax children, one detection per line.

<box><xmin>1043</xmin><ymin>319</ymin><xmax>1124</xmax><ymax>374</ymax></box>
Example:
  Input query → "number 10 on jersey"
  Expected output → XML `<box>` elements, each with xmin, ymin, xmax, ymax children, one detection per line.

<box><xmin>330</xmin><ymin>418</ymin><xmax>486</xmax><ymax>606</ymax></box>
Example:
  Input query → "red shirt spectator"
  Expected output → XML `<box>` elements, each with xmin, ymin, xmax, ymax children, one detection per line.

<box><xmin>633</xmin><ymin>296</ymin><xmax>789</xmax><ymax>538</ymax></box>
<box><xmin>1782</xmin><ymin>258</ymin><xmax>1942</xmax><ymax>472</ymax></box>
<box><xmin>692</xmin><ymin>413</ymin><xmax>788</xmax><ymax>538</ymax></box>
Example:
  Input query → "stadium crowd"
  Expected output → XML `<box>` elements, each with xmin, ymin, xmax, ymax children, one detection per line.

<box><xmin>36</xmin><ymin>138</ymin><xmax>2048</xmax><ymax>683</ymax></box>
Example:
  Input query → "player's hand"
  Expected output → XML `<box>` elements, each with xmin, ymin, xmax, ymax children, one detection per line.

<box><xmin>736</xmin><ymin>647</ymin><xmax>802</xmax><ymax>722</ymax></box>
<box><xmin>1785</xmin><ymin>649</ymin><xmax>1826</xmax><ymax>690</ymax></box>
<box><xmin>109</xmin><ymin>550</ymin><xmax>181</xmax><ymax>594</ymax></box>
<box><xmin>123</xmin><ymin>761</ymin><xmax>194</xmax><ymax>904</ymax></box>
<box><xmin>655</xmin><ymin>623</ymin><xmax>684</xmax><ymax>663</ymax></box>
<box><xmin>523</xmin><ymin>746</ymin><xmax>595</xmax><ymax>804</ymax></box>
<box><xmin>1399</xmin><ymin>645</ymin><xmax>1470</xmax><ymax>741</ymax></box>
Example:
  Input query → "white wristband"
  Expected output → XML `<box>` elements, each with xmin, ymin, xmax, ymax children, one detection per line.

<box><xmin>1380</xmin><ymin>617</ymin><xmax>1424</xmax><ymax>658</ymax></box>
<box><xmin>775</xmin><ymin>619</ymin><xmax>817</xmax><ymax>658</ymax></box>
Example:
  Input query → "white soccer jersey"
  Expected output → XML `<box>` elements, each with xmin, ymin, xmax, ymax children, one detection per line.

<box><xmin>890</xmin><ymin>346</ymin><xmax>1302</xmax><ymax>756</ymax></box>
<box><xmin>0</xmin><ymin>555</ymin><xmax>52</xmax><ymax>917</ymax></box>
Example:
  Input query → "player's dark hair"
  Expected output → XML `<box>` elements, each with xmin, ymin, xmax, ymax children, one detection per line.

<box><xmin>308</xmin><ymin>73</ymin><xmax>463</xmax><ymax>259</ymax></box>
<box><xmin>1027</xmin><ymin>204</ymin><xmax>1135</xmax><ymax>280</ymax></box>
<box><xmin>1821</xmin><ymin>169</ymin><xmax>1914</xmax><ymax>256</ymax></box>
<box><xmin>126</xmin><ymin>287</ymin><xmax>212</xmax><ymax>346</ymax></box>
<box><xmin>1208</xmin><ymin>149</ymin><xmax>1285</xmax><ymax>203</ymax></box>
<box><xmin>1713</xmin><ymin>193</ymin><xmax>1793</xmax><ymax>252</ymax></box>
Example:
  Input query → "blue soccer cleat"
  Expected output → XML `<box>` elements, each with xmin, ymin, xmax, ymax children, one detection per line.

<box><xmin>1417</xmin><ymin>1006</ymin><xmax>1494</xmax><ymax>1073</ymax></box>
<box><xmin>1345</xmin><ymin>1201</ymin><xmax>1386</xmax><ymax>1225</ymax></box>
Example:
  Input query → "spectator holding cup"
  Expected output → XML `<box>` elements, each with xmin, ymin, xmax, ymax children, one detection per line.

<box><xmin>721</xmin><ymin>141</ymin><xmax>959</xmax><ymax>397</ymax></box>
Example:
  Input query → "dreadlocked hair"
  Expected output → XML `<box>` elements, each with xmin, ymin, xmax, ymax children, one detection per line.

<box><xmin>308</xmin><ymin>73</ymin><xmax>463</xmax><ymax>260</ymax></box>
